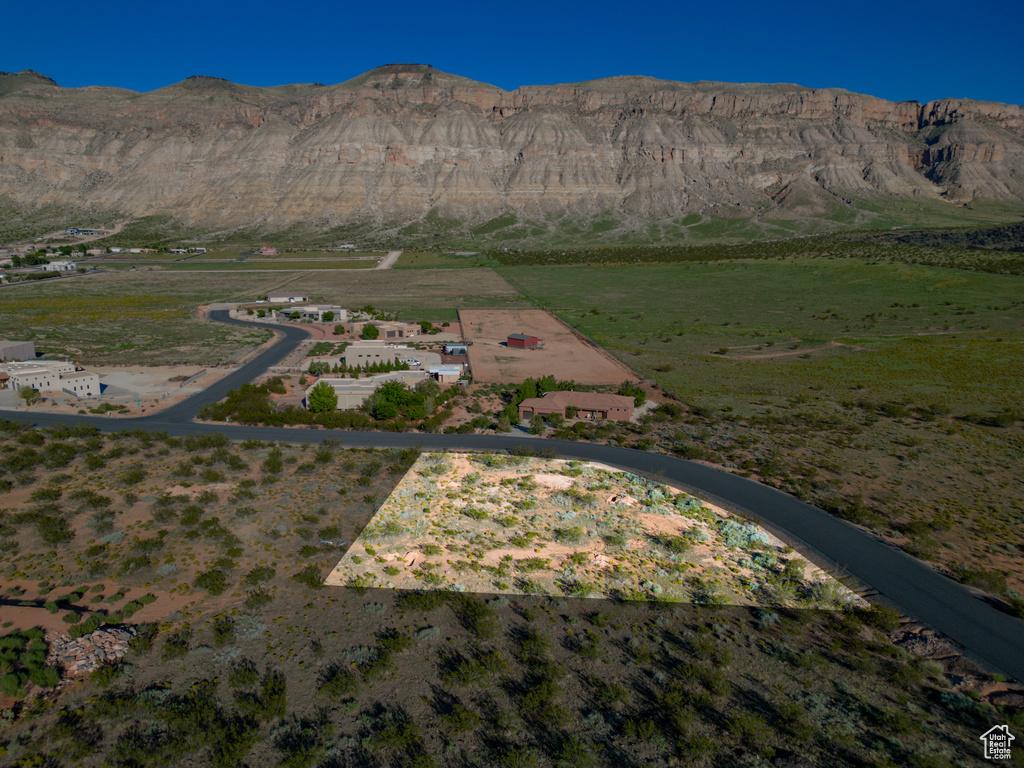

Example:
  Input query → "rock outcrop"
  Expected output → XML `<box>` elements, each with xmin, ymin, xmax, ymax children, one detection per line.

<box><xmin>45</xmin><ymin>626</ymin><xmax>136</xmax><ymax>676</ymax></box>
<box><xmin>0</xmin><ymin>65</ymin><xmax>1021</xmax><ymax>232</ymax></box>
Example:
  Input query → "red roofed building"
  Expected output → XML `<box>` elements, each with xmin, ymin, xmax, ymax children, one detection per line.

<box><xmin>507</xmin><ymin>333</ymin><xmax>541</xmax><ymax>349</ymax></box>
<box><xmin>258</xmin><ymin>246</ymin><xmax>279</xmax><ymax>256</ymax></box>
<box><xmin>518</xmin><ymin>391</ymin><xmax>634</xmax><ymax>421</ymax></box>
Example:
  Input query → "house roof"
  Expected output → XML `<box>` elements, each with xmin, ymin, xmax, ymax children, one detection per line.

<box><xmin>508</xmin><ymin>333</ymin><xmax>537</xmax><ymax>341</ymax></box>
<box><xmin>519</xmin><ymin>391</ymin><xmax>634</xmax><ymax>411</ymax></box>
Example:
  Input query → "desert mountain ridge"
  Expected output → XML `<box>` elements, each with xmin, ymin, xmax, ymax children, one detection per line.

<box><xmin>1</xmin><ymin>64</ymin><xmax>1022</xmax><ymax>238</ymax></box>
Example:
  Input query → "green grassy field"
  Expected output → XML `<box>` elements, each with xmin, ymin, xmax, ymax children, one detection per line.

<box><xmin>501</xmin><ymin>259</ymin><xmax>1024</xmax><ymax>594</ymax></box>
<box><xmin>489</xmin><ymin>234</ymin><xmax>1024</xmax><ymax>274</ymax></box>
<box><xmin>394</xmin><ymin>252</ymin><xmax>496</xmax><ymax>269</ymax></box>
<box><xmin>0</xmin><ymin>293</ymin><xmax>262</xmax><ymax>366</ymax></box>
<box><xmin>0</xmin><ymin>269</ymin><xmax>524</xmax><ymax>364</ymax></box>
<box><xmin>98</xmin><ymin>261</ymin><xmax>378</xmax><ymax>271</ymax></box>
<box><xmin>503</xmin><ymin>259</ymin><xmax>1024</xmax><ymax>411</ymax></box>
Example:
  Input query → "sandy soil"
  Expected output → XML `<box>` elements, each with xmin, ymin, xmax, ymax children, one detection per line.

<box><xmin>0</xmin><ymin>315</ymin><xmax>282</xmax><ymax>418</ymax></box>
<box><xmin>459</xmin><ymin>309</ymin><xmax>639</xmax><ymax>385</ymax></box>
<box><xmin>325</xmin><ymin>452</ymin><xmax>862</xmax><ymax>608</ymax></box>
<box><xmin>0</xmin><ymin>365</ymin><xmax>231</xmax><ymax>419</ymax></box>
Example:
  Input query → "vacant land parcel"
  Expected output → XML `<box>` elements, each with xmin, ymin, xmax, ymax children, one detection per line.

<box><xmin>460</xmin><ymin>308</ymin><xmax>638</xmax><ymax>384</ymax></box>
<box><xmin>325</xmin><ymin>452</ymin><xmax>858</xmax><ymax>609</ymax></box>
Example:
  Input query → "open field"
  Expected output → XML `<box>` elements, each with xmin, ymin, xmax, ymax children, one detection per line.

<box><xmin>490</xmin><ymin>231</ymin><xmax>1024</xmax><ymax>274</ymax></box>
<box><xmin>500</xmin><ymin>259</ymin><xmax>1024</xmax><ymax>596</ymax></box>
<box><xmin>95</xmin><ymin>261</ymin><xmax>379</xmax><ymax>271</ymax></box>
<box><xmin>327</xmin><ymin>453</ymin><xmax>857</xmax><ymax>608</ymax></box>
<box><xmin>0</xmin><ymin>269</ymin><xmax>525</xmax><ymax>365</ymax></box>
<box><xmin>190</xmin><ymin>256</ymin><xmax>385</xmax><ymax>264</ymax></box>
<box><xmin>0</xmin><ymin>293</ymin><xmax>263</xmax><ymax>367</ymax></box>
<box><xmin>394</xmin><ymin>251</ymin><xmax>496</xmax><ymax>269</ymax></box>
<box><xmin>0</xmin><ymin>424</ymin><xmax>1020</xmax><ymax>766</ymax></box>
<box><xmin>460</xmin><ymin>309</ymin><xmax>639</xmax><ymax>384</ymax></box>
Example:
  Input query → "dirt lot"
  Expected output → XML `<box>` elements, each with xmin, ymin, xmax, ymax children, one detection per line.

<box><xmin>459</xmin><ymin>309</ymin><xmax>638</xmax><ymax>384</ymax></box>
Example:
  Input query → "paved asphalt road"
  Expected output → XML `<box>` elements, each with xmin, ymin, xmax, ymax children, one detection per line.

<box><xmin>7</xmin><ymin>311</ymin><xmax>1023</xmax><ymax>681</ymax></box>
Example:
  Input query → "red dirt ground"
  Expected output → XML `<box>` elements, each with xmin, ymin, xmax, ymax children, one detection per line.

<box><xmin>459</xmin><ymin>309</ymin><xmax>638</xmax><ymax>385</ymax></box>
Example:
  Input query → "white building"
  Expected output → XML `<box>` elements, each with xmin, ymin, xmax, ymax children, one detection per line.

<box><xmin>304</xmin><ymin>371</ymin><xmax>429</xmax><ymax>410</ymax></box>
<box><xmin>43</xmin><ymin>260</ymin><xmax>76</xmax><ymax>272</ymax></box>
<box><xmin>343</xmin><ymin>341</ymin><xmax>409</xmax><ymax>366</ymax></box>
<box><xmin>428</xmin><ymin>365</ymin><xmax>464</xmax><ymax>384</ymax></box>
<box><xmin>60</xmin><ymin>371</ymin><xmax>100</xmax><ymax>398</ymax></box>
<box><xmin>5</xmin><ymin>361</ymin><xmax>76</xmax><ymax>392</ymax></box>
<box><xmin>2</xmin><ymin>361</ymin><xmax>99</xmax><ymax>398</ymax></box>
<box><xmin>281</xmin><ymin>305</ymin><xmax>347</xmax><ymax>322</ymax></box>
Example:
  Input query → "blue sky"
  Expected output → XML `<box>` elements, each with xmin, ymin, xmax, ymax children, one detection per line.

<box><xmin>6</xmin><ymin>0</ymin><xmax>1023</xmax><ymax>105</ymax></box>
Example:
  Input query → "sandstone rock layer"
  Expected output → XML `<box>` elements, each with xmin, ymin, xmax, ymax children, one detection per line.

<box><xmin>1</xmin><ymin>65</ymin><xmax>1022</xmax><ymax>230</ymax></box>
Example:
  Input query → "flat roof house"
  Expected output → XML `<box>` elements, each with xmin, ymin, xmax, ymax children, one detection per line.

<box><xmin>2</xmin><ymin>361</ymin><xmax>99</xmax><ymax>398</ymax></box>
<box><xmin>343</xmin><ymin>341</ymin><xmax>409</xmax><ymax>366</ymax></box>
<box><xmin>5</xmin><ymin>362</ymin><xmax>76</xmax><ymax>393</ymax></box>
<box><xmin>287</xmin><ymin>305</ymin><xmax>347</xmax><ymax>322</ymax></box>
<box><xmin>518</xmin><ymin>391</ymin><xmax>635</xmax><ymax>421</ymax></box>
<box><xmin>43</xmin><ymin>260</ymin><xmax>76</xmax><ymax>272</ymax></box>
<box><xmin>427</xmin><ymin>365</ymin><xmax>463</xmax><ymax>384</ymax></box>
<box><xmin>60</xmin><ymin>371</ymin><xmax>99</xmax><ymax>398</ymax></box>
<box><xmin>303</xmin><ymin>371</ymin><xmax>429</xmax><ymax>410</ymax></box>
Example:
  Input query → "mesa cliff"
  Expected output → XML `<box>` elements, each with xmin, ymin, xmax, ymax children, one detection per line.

<box><xmin>1</xmin><ymin>65</ymin><xmax>1022</xmax><ymax>233</ymax></box>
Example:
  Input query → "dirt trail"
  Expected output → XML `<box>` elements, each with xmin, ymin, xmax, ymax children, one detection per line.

<box><xmin>4</xmin><ymin>220</ymin><xmax>126</xmax><ymax>248</ymax></box>
<box><xmin>374</xmin><ymin>251</ymin><xmax>403</xmax><ymax>270</ymax></box>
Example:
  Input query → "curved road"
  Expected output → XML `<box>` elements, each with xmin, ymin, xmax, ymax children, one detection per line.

<box><xmin>8</xmin><ymin>311</ymin><xmax>1022</xmax><ymax>681</ymax></box>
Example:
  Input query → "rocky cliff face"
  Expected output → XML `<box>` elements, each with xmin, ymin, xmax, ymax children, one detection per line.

<box><xmin>1</xmin><ymin>65</ymin><xmax>1022</xmax><ymax>233</ymax></box>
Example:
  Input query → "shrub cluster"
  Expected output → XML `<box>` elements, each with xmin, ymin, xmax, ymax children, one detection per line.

<box><xmin>0</xmin><ymin>629</ymin><xmax>58</xmax><ymax>696</ymax></box>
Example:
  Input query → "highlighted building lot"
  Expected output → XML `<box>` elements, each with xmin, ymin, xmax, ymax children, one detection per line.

<box><xmin>459</xmin><ymin>309</ymin><xmax>638</xmax><ymax>384</ymax></box>
<box><xmin>326</xmin><ymin>452</ymin><xmax>862</xmax><ymax>609</ymax></box>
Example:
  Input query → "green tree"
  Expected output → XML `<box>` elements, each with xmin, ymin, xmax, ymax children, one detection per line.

<box><xmin>20</xmin><ymin>387</ymin><xmax>41</xmax><ymax>406</ymax></box>
<box><xmin>334</xmin><ymin>324</ymin><xmax>346</xmax><ymax>335</ymax></box>
<box><xmin>361</xmin><ymin>324</ymin><xmax>379</xmax><ymax>340</ymax></box>
<box><xmin>322</xmin><ymin>311</ymin><xmax>334</xmax><ymax>322</ymax></box>
<box><xmin>307</xmin><ymin>381</ymin><xmax>338</xmax><ymax>413</ymax></box>
<box><xmin>375</xmin><ymin>401</ymin><xmax>399</xmax><ymax>420</ymax></box>
<box><xmin>502</xmin><ymin>403</ymin><xmax>521</xmax><ymax>426</ymax></box>
<box><xmin>617</xmin><ymin>380</ymin><xmax>646</xmax><ymax>407</ymax></box>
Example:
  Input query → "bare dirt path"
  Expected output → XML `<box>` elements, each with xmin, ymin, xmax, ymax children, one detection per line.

<box><xmin>374</xmin><ymin>251</ymin><xmax>403</xmax><ymax>270</ymax></box>
<box><xmin>3</xmin><ymin>220</ymin><xmax>127</xmax><ymax>248</ymax></box>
